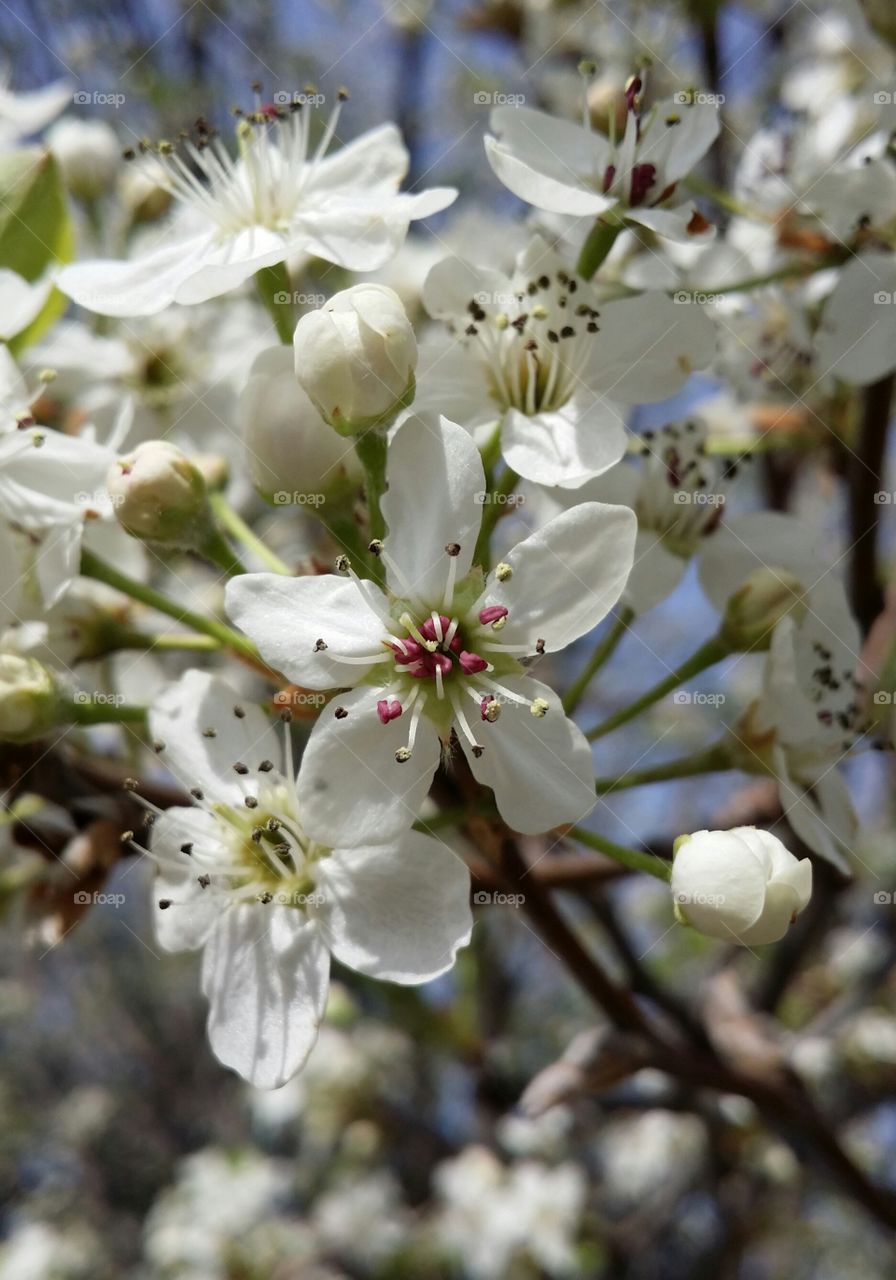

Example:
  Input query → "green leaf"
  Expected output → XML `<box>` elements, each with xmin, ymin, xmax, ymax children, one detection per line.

<box><xmin>0</xmin><ymin>148</ymin><xmax>73</xmax><ymax>281</ymax></box>
<box><xmin>0</xmin><ymin>148</ymin><xmax>74</xmax><ymax>352</ymax></box>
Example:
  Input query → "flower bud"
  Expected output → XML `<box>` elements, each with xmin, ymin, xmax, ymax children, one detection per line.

<box><xmin>720</xmin><ymin>568</ymin><xmax>808</xmax><ymax>651</ymax></box>
<box><xmin>0</xmin><ymin>655</ymin><xmax>67</xmax><ymax>742</ymax></box>
<box><xmin>671</xmin><ymin>826</ymin><xmax>812</xmax><ymax>946</ymax></box>
<box><xmin>119</xmin><ymin>157</ymin><xmax>173</xmax><ymax>224</ymax></box>
<box><xmin>240</xmin><ymin>346</ymin><xmax>362</xmax><ymax>505</ymax></box>
<box><xmin>293</xmin><ymin>284</ymin><xmax>417</xmax><ymax>436</ymax></box>
<box><xmin>107</xmin><ymin>441</ymin><xmax>209</xmax><ymax>546</ymax></box>
<box><xmin>46</xmin><ymin>118</ymin><xmax>120</xmax><ymax>202</ymax></box>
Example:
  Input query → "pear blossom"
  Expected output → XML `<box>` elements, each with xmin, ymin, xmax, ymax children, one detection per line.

<box><xmin>57</xmin><ymin>97</ymin><xmax>456</xmax><ymax>317</ymax></box>
<box><xmin>484</xmin><ymin>80</ymin><xmax>719</xmax><ymax>244</ymax></box>
<box><xmin>0</xmin><ymin>349</ymin><xmax>125</xmax><ymax>626</ymax></box>
<box><xmin>46</xmin><ymin>117</ymin><xmax>120</xmax><ymax>202</ymax></box>
<box><xmin>226</xmin><ymin>416</ymin><xmax>636</xmax><ymax>840</ymax></box>
<box><xmin>239</xmin><ymin>345</ymin><xmax>362</xmax><ymax>504</ymax></box>
<box><xmin>544</xmin><ymin>417</ymin><xmax>744</xmax><ymax>614</ymax></box>
<box><xmin>144</xmin><ymin>669</ymin><xmax>472</xmax><ymax>1088</ymax></box>
<box><xmin>0</xmin><ymin>270</ymin><xmax>52</xmax><ymax>343</ymax></box>
<box><xmin>293</xmin><ymin>283</ymin><xmax>417</xmax><ymax>435</ymax></box>
<box><xmin>418</xmin><ymin>236</ymin><xmax>715</xmax><ymax>488</ymax></box>
<box><xmin>672</xmin><ymin>826</ymin><xmax>812</xmax><ymax>946</ymax></box>
<box><xmin>745</xmin><ymin>589</ymin><xmax>865</xmax><ymax>873</ymax></box>
<box><xmin>0</xmin><ymin>78</ymin><xmax>71</xmax><ymax>149</ymax></box>
<box><xmin>815</xmin><ymin>251</ymin><xmax>896</xmax><ymax>386</ymax></box>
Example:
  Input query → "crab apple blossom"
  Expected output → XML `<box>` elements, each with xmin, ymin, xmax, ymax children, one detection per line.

<box><xmin>142</xmin><ymin>669</ymin><xmax>472</xmax><ymax>1088</ymax></box>
<box><xmin>226</xmin><ymin>416</ymin><xmax>636</xmax><ymax>841</ymax></box>
<box><xmin>672</xmin><ymin>826</ymin><xmax>812</xmax><ymax>946</ymax></box>
<box><xmin>293</xmin><ymin>283</ymin><xmax>417</xmax><ymax>435</ymax></box>
<box><xmin>46</xmin><ymin>117</ymin><xmax>120</xmax><ymax>202</ymax></box>
<box><xmin>483</xmin><ymin>79</ymin><xmax>719</xmax><ymax>245</ymax></box>
<box><xmin>57</xmin><ymin>95</ymin><xmax>456</xmax><ymax>317</ymax></box>
<box><xmin>418</xmin><ymin>236</ymin><xmax>716</xmax><ymax>488</ymax></box>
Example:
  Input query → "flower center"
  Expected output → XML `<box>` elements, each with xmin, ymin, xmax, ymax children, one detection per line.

<box><xmin>125</xmin><ymin>88</ymin><xmax>346</xmax><ymax>237</ymax></box>
<box><xmin>460</xmin><ymin>270</ymin><xmax>601</xmax><ymax>417</ymax></box>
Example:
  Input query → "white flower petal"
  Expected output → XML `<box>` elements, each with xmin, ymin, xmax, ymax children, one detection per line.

<box><xmin>815</xmin><ymin>252</ymin><xmax>896</xmax><ymax>386</ymax></box>
<box><xmin>225</xmin><ymin>572</ymin><xmax>389</xmax><ymax>689</ymax></box>
<box><xmin>465</xmin><ymin>678</ymin><xmax>595</xmax><ymax>833</ymax></box>
<box><xmin>150</xmin><ymin>669</ymin><xmax>281</xmax><ymax>805</ymax></box>
<box><xmin>484</xmin><ymin>134</ymin><xmax>614</xmax><ymax>215</ymax></box>
<box><xmin>697</xmin><ymin>512</ymin><xmax>825</xmax><ymax>615</ymax></box>
<box><xmin>478</xmin><ymin>502</ymin><xmax>636</xmax><ymax>652</ymax></box>
<box><xmin>57</xmin><ymin>232</ymin><xmax>226</xmax><ymax>317</ymax></box>
<box><xmin>313</xmin><ymin>832</ymin><xmax>472</xmax><ymax>982</ymax></box>
<box><xmin>591</xmin><ymin>292</ymin><xmax>715</xmax><ymax>400</ymax></box>
<box><xmin>297</xmin><ymin>685</ymin><xmax>442</xmax><ymax>846</ymax></box>
<box><xmin>774</xmin><ymin>747</ymin><xmax>853</xmax><ymax>874</ymax></box>
<box><xmin>381</xmin><ymin>415</ymin><xmax>484</xmax><ymax>600</ymax></box>
<box><xmin>672</xmin><ymin>831</ymin><xmax>768</xmax><ymax>940</ymax></box>
<box><xmin>501</xmin><ymin>397</ymin><xmax>628</xmax><ymax>489</ymax></box>
<box><xmin>202</xmin><ymin>905</ymin><xmax>329</xmax><ymax>1088</ymax></box>
<box><xmin>148</xmin><ymin>808</ymin><xmax>228</xmax><ymax>952</ymax></box>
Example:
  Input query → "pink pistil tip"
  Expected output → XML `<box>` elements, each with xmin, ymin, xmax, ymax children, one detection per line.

<box><xmin>377</xmin><ymin>698</ymin><xmax>403</xmax><ymax>725</ymax></box>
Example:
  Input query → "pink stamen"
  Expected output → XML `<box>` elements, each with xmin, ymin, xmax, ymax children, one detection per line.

<box><xmin>479</xmin><ymin>605</ymin><xmax>508</xmax><ymax>626</ymax></box>
<box><xmin>460</xmin><ymin>651</ymin><xmax>488</xmax><ymax>675</ymax></box>
<box><xmin>419</xmin><ymin>614</ymin><xmax>452</xmax><ymax>643</ymax></box>
<box><xmin>377</xmin><ymin>698</ymin><xmax>403</xmax><ymax>724</ymax></box>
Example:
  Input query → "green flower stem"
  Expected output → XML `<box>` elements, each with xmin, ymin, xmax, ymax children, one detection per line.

<box><xmin>255</xmin><ymin>262</ymin><xmax>295</xmax><ymax>343</ymax></box>
<box><xmin>68</xmin><ymin>698</ymin><xmax>147</xmax><ymax>728</ymax></box>
<box><xmin>568</xmin><ymin>826</ymin><xmax>672</xmax><ymax>882</ymax></box>
<box><xmin>354</xmin><ymin>427</ymin><xmax>389</xmax><ymax>579</ymax></box>
<box><xmin>474</xmin><ymin>465</ymin><xmax>519</xmax><ymax>567</ymax></box>
<box><xmin>196</xmin><ymin>521</ymin><xmax>248</xmax><ymax>576</ymax></box>
<box><xmin>683</xmin><ymin>255</ymin><xmax>842</xmax><ymax>299</ymax></box>
<box><xmin>594</xmin><ymin>740</ymin><xmax>733</xmax><ymax>794</ymax></box>
<box><xmin>209</xmin><ymin>491</ymin><xmax>291</xmax><ymax>575</ymax></box>
<box><xmin>576</xmin><ymin>219</ymin><xmax>623</xmax><ymax>280</ymax></box>
<box><xmin>584</xmin><ymin>633</ymin><xmax>734</xmax><ymax>742</ymax></box>
<box><xmin>80</xmin><ymin>549</ymin><xmax>262</xmax><ymax>663</ymax></box>
<box><xmin>563</xmin><ymin>608</ymin><xmax>634</xmax><ymax>713</ymax></box>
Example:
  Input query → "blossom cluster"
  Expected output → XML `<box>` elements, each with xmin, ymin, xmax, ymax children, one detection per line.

<box><xmin>0</xmin><ymin>30</ymin><xmax>891</xmax><ymax>1105</ymax></box>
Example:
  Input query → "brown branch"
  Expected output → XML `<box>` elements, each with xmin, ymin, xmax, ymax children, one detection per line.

<box><xmin>848</xmin><ymin>372</ymin><xmax>894</xmax><ymax>633</ymax></box>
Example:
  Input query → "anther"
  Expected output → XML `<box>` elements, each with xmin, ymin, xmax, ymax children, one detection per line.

<box><xmin>190</xmin><ymin>787</ymin><xmax>204</xmax><ymax>800</ymax></box>
<box><xmin>495</xmin><ymin>563</ymin><xmax>513</xmax><ymax>582</ymax></box>
<box><xmin>530</xmin><ymin>698</ymin><xmax>549</xmax><ymax>717</ymax></box>
<box><xmin>314</xmin><ymin>638</ymin><xmax>328</xmax><ymax>651</ymax></box>
<box><xmin>368</xmin><ymin>539</ymin><xmax>384</xmax><ymax>557</ymax></box>
<box><xmin>233</xmin><ymin>762</ymin><xmax>249</xmax><ymax>775</ymax></box>
<box><xmin>258</xmin><ymin>759</ymin><xmax>274</xmax><ymax>772</ymax></box>
<box><xmin>445</xmin><ymin>542</ymin><xmax>461</xmax><ymax>557</ymax></box>
<box><xmin>180</xmin><ymin>842</ymin><xmax>193</xmax><ymax>855</ymax></box>
<box><xmin>395</xmin><ymin>746</ymin><xmax>412</xmax><ymax>763</ymax></box>
<box><xmin>244</xmin><ymin>796</ymin><xmax>259</xmax><ymax>809</ymax></box>
<box><xmin>198</xmin><ymin>875</ymin><xmax>211</xmax><ymax>889</ymax></box>
<box><xmin>158</xmin><ymin>899</ymin><xmax>172</xmax><ymax>910</ymax></box>
<box><xmin>334</xmin><ymin>706</ymin><xmax>349</xmax><ymax>719</ymax></box>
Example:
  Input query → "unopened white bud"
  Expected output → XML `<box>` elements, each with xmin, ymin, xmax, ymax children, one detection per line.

<box><xmin>0</xmin><ymin>655</ymin><xmax>66</xmax><ymax>742</ymax></box>
<box><xmin>721</xmin><ymin>568</ymin><xmax>809</xmax><ymax>651</ymax></box>
<box><xmin>46</xmin><ymin>118</ymin><xmax>120</xmax><ymax>202</ymax></box>
<box><xmin>293</xmin><ymin>284</ymin><xmax>417</xmax><ymax>436</ymax></box>
<box><xmin>671</xmin><ymin>826</ymin><xmax>812</xmax><ymax>946</ymax></box>
<box><xmin>107</xmin><ymin>441</ymin><xmax>209</xmax><ymax>546</ymax></box>
<box><xmin>239</xmin><ymin>346</ymin><xmax>361</xmax><ymax>505</ymax></box>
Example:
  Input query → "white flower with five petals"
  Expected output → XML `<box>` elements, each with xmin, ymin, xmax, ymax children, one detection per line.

<box><xmin>484</xmin><ymin>81</ymin><xmax>719</xmax><ymax>244</ymax></box>
<box><xmin>418</xmin><ymin>236</ymin><xmax>715</xmax><ymax>488</ymax></box>
<box><xmin>226</xmin><ymin>416</ymin><xmax>637</xmax><ymax>840</ymax></box>
<box><xmin>145</xmin><ymin>669</ymin><xmax>472</xmax><ymax>1088</ymax></box>
<box><xmin>58</xmin><ymin>97</ymin><xmax>455</xmax><ymax>317</ymax></box>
